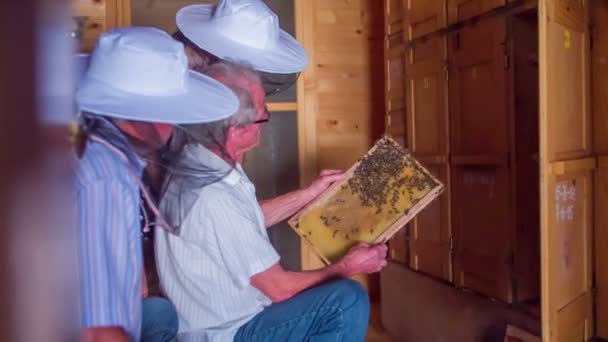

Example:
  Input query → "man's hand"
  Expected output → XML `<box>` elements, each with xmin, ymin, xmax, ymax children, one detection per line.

<box><xmin>250</xmin><ymin>243</ymin><xmax>387</xmax><ymax>303</ymax></box>
<box><xmin>303</xmin><ymin>169</ymin><xmax>345</xmax><ymax>201</ymax></box>
<box><xmin>81</xmin><ymin>328</ymin><xmax>130</xmax><ymax>342</ymax></box>
<box><xmin>260</xmin><ymin>170</ymin><xmax>344</xmax><ymax>227</ymax></box>
<box><xmin>335</xmin><ymin>243</ymin><xmax>388</xmax><ymax>278</ymax></box>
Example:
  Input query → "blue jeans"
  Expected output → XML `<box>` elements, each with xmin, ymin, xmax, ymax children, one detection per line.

<box><xmin>141</xmin><ymin>297</ymin><xmax>178</xmax><ymax>342</ymax></box>
<box><xmin>234</xmin><ymin>279</ymin><xmax>370</xmax><ymax>342</ymax></box>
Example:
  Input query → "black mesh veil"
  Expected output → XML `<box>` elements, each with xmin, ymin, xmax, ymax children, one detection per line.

<box><xmin>157</xmin><ymin>125</ymin><xmax>234</xmax><ymax>232</ymax></box>
<box><xmin>78</xmin><ymin>114</ymin><xmax>234</xmax><ymax>234</ymax></box>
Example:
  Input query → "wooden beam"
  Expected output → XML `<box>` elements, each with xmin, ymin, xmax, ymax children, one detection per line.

<box><xmin>549</xmin><ymin>157</ymin><xmax>596</xmax><ymax>176</ymax></box>
<box><xmin>119</xmin><ymin>0</ymin><xmax>131</xmax><ymax>27</ymax></box>
<box><xmin>267</xmin><ymin>102</ymin><xmax>298</xmax><ymax>112</ymax></box>
<box><xmin>295</xmin><ymin>0</ymin><xmax>324</xmax><ymax>272</ymax></box>
<box><xmin>405</xmin><ymin>0</ymin><xmax>537</xmax><ymax>49</ymax></box>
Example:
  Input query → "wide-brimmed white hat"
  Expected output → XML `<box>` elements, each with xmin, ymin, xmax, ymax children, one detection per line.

<box><xmin>176</xmin><ymin>0</ymin><xmax>308</xmax><ymax>74</ymax></box>
<box><xmin>76</xmin><ymin>27</ymin><xmax>239</xmax><ymax>124</ymax></box>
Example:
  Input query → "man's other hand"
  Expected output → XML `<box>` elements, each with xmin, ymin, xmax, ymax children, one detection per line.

<box><xmin>335</xmin><ymin>243</ymin><xmax>388</xmax><ymax>278</ymax></box>
<box><xmin>303</xmin><ymin>169</ymin><xmax>344</xmax><ymax>201</ymax></box>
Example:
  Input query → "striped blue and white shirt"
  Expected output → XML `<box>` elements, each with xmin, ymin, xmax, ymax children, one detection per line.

<box><xmin>74</xmin><ymin>119</ymin><xmax>145</xmax><ymax>341</ymax></box>
<box><xmin>157</xmin><ymin>143</ymin><xmax>280</xmax><ymax>342</ymax></box>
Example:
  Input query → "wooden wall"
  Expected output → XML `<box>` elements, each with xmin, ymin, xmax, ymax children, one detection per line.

<box><xmin>296</xmin><ymin>0</ymin><xmax>386</xmax><ymax>285</ymax></box>
<box><xmin>391</xmin><ymin>1</ymin><xmax>541</xmax><ymax>304</ymax></box>
<box><xmin>593</xmin><ymin>0</ymin><xmax>608</xmax><ymax>339</ymax></box>
<box><xmin>539</xmin><ymin>0</ymin><xmax>594</xmax><ymax>339</ymax></box>
<box><xmin>72</xmin><ymin>0</ymin><xmax>131</xmax><ymax>51</ymax></box>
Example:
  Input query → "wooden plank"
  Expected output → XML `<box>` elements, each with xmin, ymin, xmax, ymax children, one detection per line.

<box><xmin>317</xmin><ymin>122</ymin><xmax>371</xmax><ymax>143</ymax></box>
<box><xmin>268</xmin><ymin>102</ymin><xmax>298</xmax><ymax>112</ymax></box>
<box><xmin>543</xmin><ymin>1</ymin><xmax>591</xmax><ymax>162</ymax></box>
<box><xmin>405</xmin><ymin>0</ymin><xmax>447</xmax><ymax>40</ymax></box>
<box><xmin>317</xmin><ymin>77</ymin><xmax>372</xmax><ymax>95</ymax></box>
<box><xmin>118</xmin><ymin>0</ymin><xmax>131</xmax><ymax>27</ymax></box>
<box><xmin>550</xmin><ymin>0</ymin><xmax>585</xmax><ymax>32</ymax></box>
<box><xmin>296</xmin><ymin>0</ymin><xmax>324</xmax><ymax>271</ymax></box>
<box><xmin>385</xmin><ymin>0</ymin><xmax>404</xmax><ymax>36</ymax></box>
<box><xmin>384</xmin><ymin>0</ymin><xmax>408</xmax><ymax>267</ymax></box>
<box><xmin>72</xmin><ymin>0</ymin><xmax>131</xmax><ymax>52</ymax></box>
<box><xmin>452</xmin><ymin>164</ymin><xmax>512</xmax><ymax>302</ymax></box>
<box><xmin>405</xmin><ymin>0</ymin><xmax>537</xmax><ymax>49</ymax></box>
<box><xmin>409</xmin><ymin>163</ymin><xmax>452</xmax><ymax>281</ymax></box>
<box><xmin>451</xmin><ymin>15</ymin><xmax>511</xmax><ymax>300</ymax></box>
<box><xmin>298</xmin><ymin>0</ymin><xmax>386</xmax><ymax>292</ymax></box>
<box><xmin>72</xmin><ymin>0</ymin><xmax>107</xmax><ymax>17</ymax></box>
<box><xmin>448</xmin><ymin>16</ymin><xmax>509</xmax><ymax>156</ymax></box>
<box><xmin>407</xmin><ymin>35</ymin><xmax>447</xmax><ymax>65</ymax></box>
<box><xmin>549</xmin><ymin>157</ymin><xmax>596</xmax><ymax>176</ymax></box>
<box><xmin>315</xmin><ymin>0</ymin><xmax>366</xmax><ymax>11</ymax></box>
<box><xmin>386</xmin><ymin>43</ymin><xmax>406</xmax><ymax>113</ymax></box>
<box><xmin>72</xmin><ymin>0</ymin><xmax>108</xmax><ymax>52</ymax></box>
<box><xmin>406</xmin><ymin>37</ymin><xmax>448</xmax><ymax>157</ymax></box>
<box><xmin>555</xmin><ymin>292</ymin><xmax>593</xmax><ymax>342</ymax></box>
<box><xmin>315</xmin><ymin>27</ymin><xmax>376</xmax><ymax>49</ymax></box>
<box><xmin>316</xmin><ymin>8</ymin><xmax>370</xmax><ymax>26</ymax></box>
<box><xmin>548</xmin><ymin>172</ymin><xmax>593</xmax><ymax>309</ymax></box>
<box><xmin>594</xmin><ymin>2</ymin><xmax>608</xmax><ymax>338</ymax></box>
<box><xmin>539</xmin><ymin>0</ymin><xmax>594</xmax><ymax>339</ymax></box>
<box><xmin>596</xmin><ymin>156</ymin><xmax>608</xmax><ymax>339</ymax></box>
<box><xmin>317</xmin><ymin>145</ymin><xmax>371</xmax><ymax>171</ymax></box>
<box><xmin>404</xmin><ymin>32</ymin><xmax>451</xmax><ymax>283</ymax></box>
<box><xmin>593</xmin><ymin>0</ymin><xmax>608</xmax><ymax>155</ymax></box>
<box><xmin>315</xmin><ymin>52</ymin><xmax>371</xmax><ymax>66</ymax></box>
<box><xmin>447</xmin><ymin>0</ymin><xmax>507</xmax><ymax>24</ymax></box>
<box><xmin>105</xmin><ymin>0</ymin><xmax>117</xmax><ymax>28</ymax></box>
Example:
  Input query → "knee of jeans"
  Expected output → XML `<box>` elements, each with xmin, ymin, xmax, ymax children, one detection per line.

<box><xmin>162</xmin><ymin>300</ymin><xmax>179</xmax><ymax>334</ymax></box>
<box><xmin>333</xmin><ymin>279</ymin><xmax>370</xmax><ymax>313</ymax></box>
<box><xmin>145</xmin><ymin>297</ymin><xmax>179</xmax><ymax>332</ymax></box>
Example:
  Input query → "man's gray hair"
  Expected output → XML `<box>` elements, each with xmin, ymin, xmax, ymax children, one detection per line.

<box><xmin>178</xmin><ymin>61</ymin><xmax>261</xmax><ymax>149</ymax></box>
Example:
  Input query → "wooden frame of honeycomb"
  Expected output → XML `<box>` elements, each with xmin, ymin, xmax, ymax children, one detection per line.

<box><xmin>288</xmin><ymin>137</ymin><xmax>444</xmax><ymax>264</ymax></box>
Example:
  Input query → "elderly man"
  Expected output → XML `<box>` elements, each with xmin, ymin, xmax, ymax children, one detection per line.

<box><xmin>156</xmin><ymin>62</ymin><xmax>388</xmax><ymax>341</ymax></box>
<box><xmin>143</xmin><ymin>3</ymin><xmax>316</xmax><ymax>334</ymax></box>
<box><xmin>75</xmin><ymin>27</ymin><xmax>238</xmax><ymax>341</ymax></box>
<box><xmin>156</xmin><ymin>0</ymin><xmax>339</xmax><ymax>235</ymax></box>
<box><xmin>170</xmin><ymin>0</ymin><xmax>337</xmax><ymax>232</ymax></box>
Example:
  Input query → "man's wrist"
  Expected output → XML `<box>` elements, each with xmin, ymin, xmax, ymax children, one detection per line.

<box><xmin>327</xmin><ymin>260</ymin><xmax>349</xmax><ymax>278</ymax></box>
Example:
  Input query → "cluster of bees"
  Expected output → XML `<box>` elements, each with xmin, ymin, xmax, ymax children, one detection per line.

<box><xmin>342</xmin><ymin>139</ymin><xmax>437</xmax><ymax>220</ymax></box>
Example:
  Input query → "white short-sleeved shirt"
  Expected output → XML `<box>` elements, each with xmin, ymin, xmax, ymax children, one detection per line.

<box><xmin>156</xmin><ymin>144</ymin><xmax>280</xmax><ymax>342</ymax></box>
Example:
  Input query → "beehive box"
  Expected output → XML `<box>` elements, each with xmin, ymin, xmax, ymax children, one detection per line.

<box><xmin>289</xmin><ymin>137</ymin><xmax>444</xmax><ymax>264</ymax></box>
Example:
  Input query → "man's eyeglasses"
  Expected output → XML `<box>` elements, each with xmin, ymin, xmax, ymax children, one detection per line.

<box><xmin>251</xmin><ymin>107</ymin><xmax>270</xmax><ymax>125</ymax></box>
